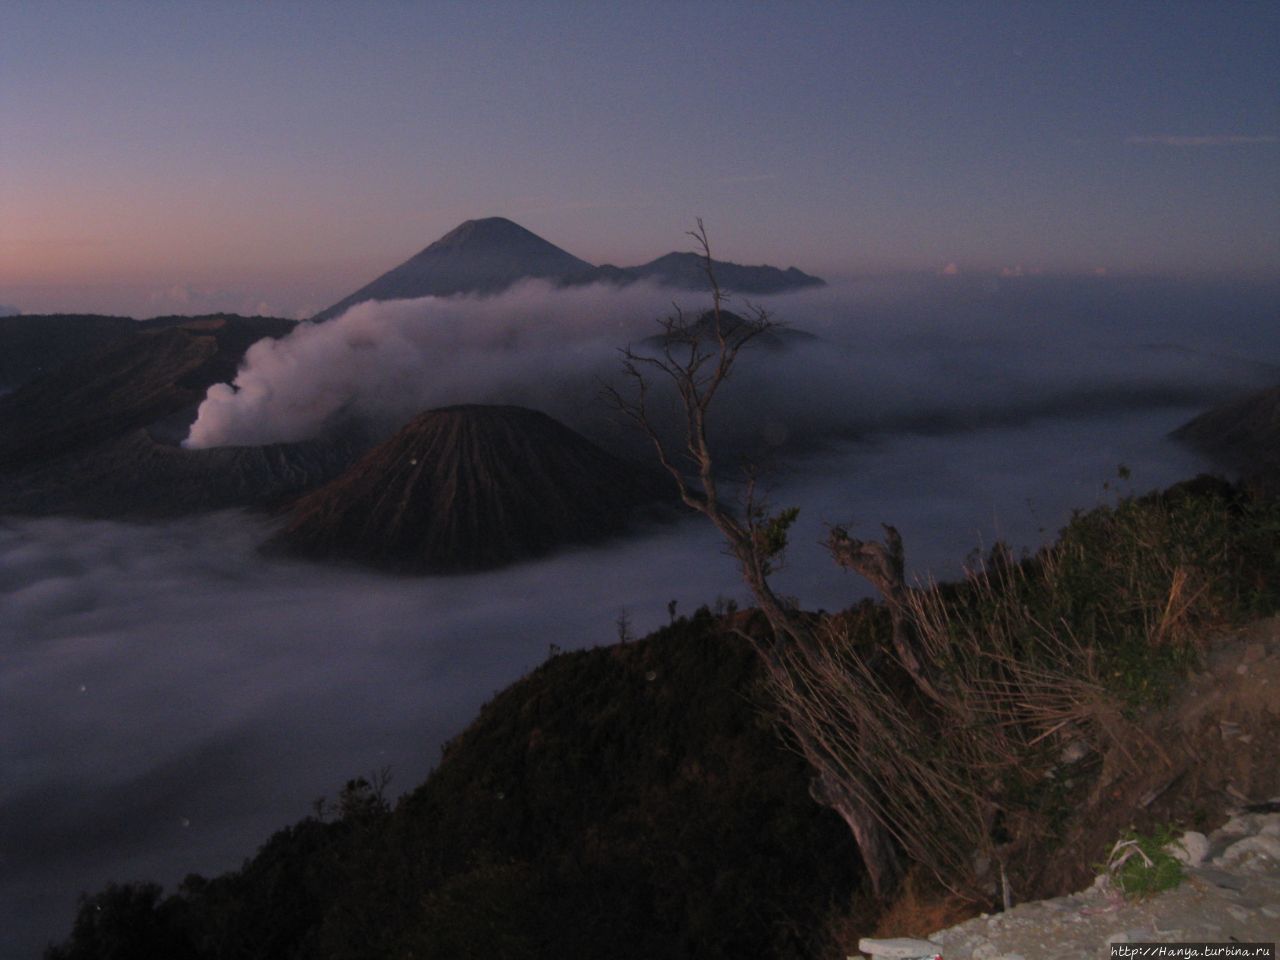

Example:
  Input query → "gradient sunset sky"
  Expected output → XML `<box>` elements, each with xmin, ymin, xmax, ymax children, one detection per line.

<box><xmin>2</xmin><ymin>1</ymin><xmax>1277</xmax><ymax>317</ymax></box>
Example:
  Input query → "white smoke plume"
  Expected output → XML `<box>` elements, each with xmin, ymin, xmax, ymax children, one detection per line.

<box><xmin>184</xmin><ymin>280</ymin><xmax>680</xmax><ymax>448</ymax></box>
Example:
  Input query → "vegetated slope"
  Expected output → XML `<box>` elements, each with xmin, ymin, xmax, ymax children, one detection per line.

<box><xmin>0</xmin><ymin>314</ymin><xmax>136</xmax><ymax>390</ymax></box>
<box><xmin>47</xmin><ymin>613</ymin><xmax>864</xmax><ymax>960</ymax></box>
<box><xmin>920</xmin><ymin>619</ymin><xmax>1280</xmax><ymax>957</ymax></box>
<box><xmin>310</xmin><ymin>217</ymin><xmax>825</xmax><ymax>321</ymax></box>
<box><xmin>0</xmin><ymin>428</ymin><xmax>367</xmax><ymax>518</ymax></box>
<box><xmin>273</xmin><ymin>404</ymin><xmax>672</xmax><ymax>571</ymax></box>
<box><xmin>1172</xmin><ymin>382</ymin><xmax>1280</xmax><ymax>489</ymax></box>
<box><xmin>0</xmin><ymin>315</ymin><xmax>295</xmax><ymax>471</ymax></box>
<box><xmin>311</xmin><ymin>217</ymin><xmax>599</xmax><ymax>321</ymax></box>
<box><xmin>0</xmin><ymin>315</ymin><xmax>372</xmax><ymax>518</ymax></box>
<box><xmin>807</xmin><ymin>475</ymin><xmax>1280</xmax><ymax>951</ymax></box>
<box><xmin>0</xmin><ymin>326</ymin><xmax>218</xmax><ymax>470</ymax></box>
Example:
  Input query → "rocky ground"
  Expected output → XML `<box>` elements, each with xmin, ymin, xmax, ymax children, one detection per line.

<box><xmin>860</xmin><ymin>616</ymin><xmax>1280</xmax><ymax>959</ymax></box>
<box><xmin>922</xmin><ymin>811</ymin><xmax>1280</xmax><ymax>959</ymax></box>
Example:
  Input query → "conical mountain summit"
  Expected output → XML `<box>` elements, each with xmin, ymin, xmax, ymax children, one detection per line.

<box><xmin>312</xmin><ymin>217</ymin><xmax>823</xmax><ymax>321</ymax></box>
<box><xmin>272</xmin><ymin>404</ymin><xmax>671</xmax><ymax>572</ymax></box>
<box><xmin>312</xmin><ymin>217</ymin><xmax>598</xmax><ymax>321</ymax></box>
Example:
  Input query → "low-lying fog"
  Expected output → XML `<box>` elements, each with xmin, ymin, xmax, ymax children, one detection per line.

<box><xmin>4</xmin><ymin>275</ymin><xmax>1275</xmax><ymax>955</ymax></box>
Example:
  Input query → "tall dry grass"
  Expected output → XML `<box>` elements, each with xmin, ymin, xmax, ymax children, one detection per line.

<box><xmin>766</xmin><ymin>480</ymin><xmax>1279</xmax><ymax>902</ymax></box>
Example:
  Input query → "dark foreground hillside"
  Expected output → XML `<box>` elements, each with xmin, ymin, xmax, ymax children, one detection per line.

<box><xmin>1173</xmin><ymin>382</ymin><xmax>1280</xmax><ymax>492</ymax></box>
<box><xmin>47</xmin><ymin>613</ymin><xmax>862</xmax><ymax>960</ymax></box>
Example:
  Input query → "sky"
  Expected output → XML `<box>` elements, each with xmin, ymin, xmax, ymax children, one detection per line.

<box><xmin>2</xmin><ymin>1</ymin><xmax>1277</xmax><ymax>318</ymax></box>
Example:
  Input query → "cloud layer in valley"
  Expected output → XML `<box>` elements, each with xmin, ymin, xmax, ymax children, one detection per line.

<box><xmin>183</xmin><ymin>275</ymin><xmax>1279</xmax><ymax>465</ymax></box>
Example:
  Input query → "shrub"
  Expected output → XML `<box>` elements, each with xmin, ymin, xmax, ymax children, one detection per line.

<box><xmin>1101</xmin><ymin>826</ymin><xmax>1185</xmax><ymax>899</ymax></box>
<box><xmin>768</xmin><ymin>477</ymin><xmax>1280</xmax><ymax>903</ymax></box>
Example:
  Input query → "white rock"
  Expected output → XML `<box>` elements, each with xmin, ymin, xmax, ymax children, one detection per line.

<box><xmin>1216</xmin><ymin>833</ymin><xmax>1280</xmax><ymax>867</ymax></box>
<box><xmin>858</xmin><ymin>937</ymin><xmax>944</xmax><ymax>958</ymax></box>
<box><xmin>1218</xmin><ymin>815</ymin><xmax>1256</xmax><ymax>837</ymax></box>
<box><xmin>1165</xmin><ymin>830</ymin><xmax>1210</xmax><ymax>866</ymax></box>
<box><xmin>1061</xmin><ymin>740</ymin><xmax>1089</xmax><ymax>763</ymax></box>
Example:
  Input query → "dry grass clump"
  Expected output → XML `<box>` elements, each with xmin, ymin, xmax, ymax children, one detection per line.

<box><xmin>820</xmin><ymin>867</ymin><xmax>978</xmax><ymax>956</ymax></box>
<box><xmin>869</xmin><ymin>868</ymin><xmax>979</xmax><ymax>937</ymax></box>
<box><xmin>770</xmin><ymin>562</ymin><xmax>1130</xmax><ymax>903</ymax></box>
<box><xmin>765</xmin><ymin>479</ymin><xmax>1280</xmax><ymax>904</ymax></box>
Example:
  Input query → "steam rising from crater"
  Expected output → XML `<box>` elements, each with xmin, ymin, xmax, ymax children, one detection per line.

<box><xmin>184</xmin><ymin>280</ymin><xmax>674</xmax><ymax>449</ymax></box>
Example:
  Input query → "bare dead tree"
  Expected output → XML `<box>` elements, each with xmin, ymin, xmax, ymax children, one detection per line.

<box><xmin>605</xmin><ymin>221</ymin><xmax>799</xmax><ymax>645</ymax></box>
<box><xmin>605</xmin><ymin>220</ymin><xmax>903</xmax><ymax>896</ymax></box>
<box><xmin>605</xmin><ymin>224</ymin><xmax>949</xmax><ymax>715</ymax></box>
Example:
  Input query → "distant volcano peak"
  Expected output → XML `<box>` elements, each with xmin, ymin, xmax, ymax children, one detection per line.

<box><xmin>312</xmin><ymin>218</ymin><xmax>825</xmax><ymax>321</ymax></box>
<box><xmin>432</xmin><ymin>217</ymin><xmax>543</xmax><ymax>248</ymax></box>
<box><xmin>310</xmin><ymin>218</ymin><xmax>597</xmax><ymax>322</ymax></box>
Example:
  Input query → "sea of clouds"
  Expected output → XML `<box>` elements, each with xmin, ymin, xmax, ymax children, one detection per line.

<box><xmin>5</xmin><ymin>273</ymin><xmax>1277</xmax><ymax>954</ymax></box>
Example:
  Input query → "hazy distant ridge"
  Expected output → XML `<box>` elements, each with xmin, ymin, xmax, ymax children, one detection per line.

<box><xmin>1173</xmin><ymin>382</ymin><xmax>1280</xmax><ymax>486</ymax></box>
<box><xmin>311</xmin><ymin>217</ymin><xmax>824</xmax><ymax>321</ymax></box>
<box><xmin>620</xmin><ymin>251</ymin><xmax>824</xmax><ymax>295</ymax></box>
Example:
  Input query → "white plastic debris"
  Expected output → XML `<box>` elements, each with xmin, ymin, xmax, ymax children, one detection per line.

<box><xmin>858</xmin><ymin>937</ymin><xmax>944</xmax><ymax>959</ymax></box>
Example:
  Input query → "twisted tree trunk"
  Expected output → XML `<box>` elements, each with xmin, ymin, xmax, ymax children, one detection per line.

<box><xmin>827</xmin><ymin>524</ymin><xmax>951</xmax><ymax>709</ymax></box>
<box><xmin>742</xmin><ymin>606</ymin><xmax>904</xmax><ymax>898</ymax></box>
<box><xmin>809</xmin><ymin>765</ymin><xmax>903</xmax><ymax>897</ymax></box>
